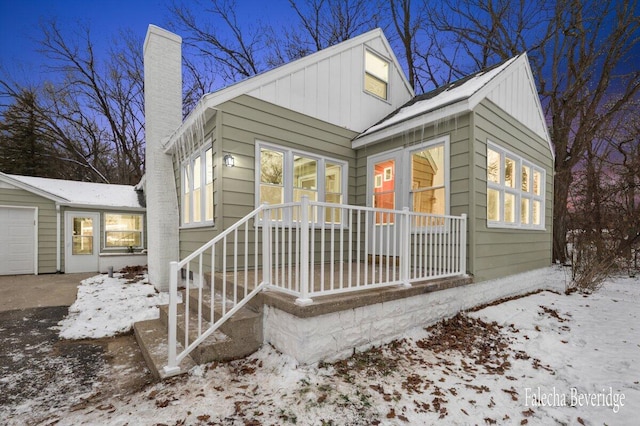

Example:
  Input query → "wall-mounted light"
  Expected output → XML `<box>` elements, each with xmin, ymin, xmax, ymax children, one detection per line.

<box><xmin>223</xmin><ymin>154</ymin><xmax>235</xmax><ymax>167</ymax></box>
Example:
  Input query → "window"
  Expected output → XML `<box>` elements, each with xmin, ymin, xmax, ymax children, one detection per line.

<box><xmin>182</xmin><ymin>145</ymin><xmax>214</xmax><ymax>226</ymax></box>
<box><xmin>486</xmin><ymin>142</ymin><xmax>545</xmax><ymax>229</ymax></box>
<box><xmin>104</xmin><ymin>213</ymin><xmax>143</xmax><ymax>248</ymax></box>
<box><xmin>364</xmin><ymin>50</ymin><xmax>389</xmax><ymax>100</ymax></box>
<box><xmin>410</xmin><ymin>143</ymin><xmax>446</xmax><ymax>216</ymax></box>
<box><xmin>256</xmin><ymin>143</ymin><xmax>347</xmax><ymax>223</ymax></box>
<box><xmin>72</xmin><ymin>217</ymin><xmax>94</xmax><ymax>255</ymax></box>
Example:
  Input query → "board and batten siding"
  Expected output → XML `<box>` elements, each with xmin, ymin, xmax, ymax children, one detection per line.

<box><xmin>176</xmin><ymin>94</ymin><xmax>358</xmax><ymax>266</ymax></box>
<box><xmin>0</xmin><ymin>187</ymin><xmax>57</xmax><ymax>274</ymax></box>
<box><xmin>471</xmin><ymin>99</ymin><xmax>553</xmax><ymax>281</ymax></box>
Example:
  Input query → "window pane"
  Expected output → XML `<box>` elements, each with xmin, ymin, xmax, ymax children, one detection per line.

<box><xmin>294</xmin><ymin>156</ymin><xmax>317</xmax><ymax>201</ymax></box>
<box><xmin>412</xmin><ymin>145</ymin><xmax>445</xmax><ymax>188</ymax></box>
<box><xmin>373</xmin><ymin>193</ymin><xmax>395</xmax><ymax>224</ymax></box>
<box><xmin>504</xmin><ymin>193</ymin><xmax>516</xmax><ymax>223</ymax></box>
<box><xmin>505</xmin><ymin>157</ymin><xmax>516</xmax><ymax>188</ymax></box>
<box><xmin>364</xmin><ymin>74</ymin><xmax>387</xmax><ymax>99</ymax></box>
<box><xmin>325</xmin><ymin>193</ymin><xmax>342</xmax><ymax>224</ymax></box>
<box><xmin>105</xmin><ymin>214</ymin><xmax>143</xmax><ymax>247</ymax></box>
<box><xmin>183</xmin><ymin>167</ymin><xmax>191</xmax><ymax>224</ymax></box>
<box><xmin>412</xmin><ymin>188</ymin><xmax>445</xmax><ymax>215</ymax></box>
<box><xmin>205</xmin><ymin>148</ymin><xmax>214</xmax><ymax>221</ymax></box>
<box><xmin>260</xmin><ymin>185</ymin><xmax>283</xmax><ymax>205</ymax></box>
<box><xmin>522</xmin><ymin>165</ymin><xmax>530</xmax><ymax>192</ymax></box>
<box><xmin>193</xmin><ymin>187</ymin><xmax>201</xmax><ymax>222</ymax></box>
<box><xmin>325</xmin><ymin>162</ymin><xmax>342</xmax><ymax>194</ymax></box>
<box><xmin>365</xmin><ymin>50</ymin><xmax>389</xmax><ymax>82</ymax></box>
<box><xmin>533</xmin><ymin>170</ymin><xmax>541</xmax><ymax>196</ymax></box>
<box><xmin>521</xmin><ymin>198</ymin><xmax>530</xmax><ymax>224</ymax></box>
<box><xmin>533</xmin><ymin>200</ymin><xmax>541</xmax><ymax>225</ymax></box>
<box><xmin>487</xmin><ymin>149</ymin><xmax>501</xmax><ymax>183</ymax></box>
<box><xmin>72</xmin><ymin>217</ymin><xmax>93</xmax><ymax>255</ymax></box>
<box><xmin>487</xmin><ymin>188</ymin><xmax>500</xmax><ymax>221</ymax></box>
<box><xmin>261</xmin><ymin>149</ymin><xmax>283</xmax><ymax>185</ymax></box>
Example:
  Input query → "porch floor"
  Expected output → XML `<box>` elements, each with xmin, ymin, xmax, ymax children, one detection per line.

<box><xmin>204</xmin><ymin>261</ymin><xmax>471</xmax><ymax>319</ymax></box>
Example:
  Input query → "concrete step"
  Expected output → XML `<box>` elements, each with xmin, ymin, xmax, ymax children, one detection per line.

<box><xmin>158</xmin><ymin>291</ymin><xmax>263</xmax><ymax>363</ymax></box>
<box><xmin>133</xmin><ymin>318</ymin><xmax>196</xmax><ymax>380</ymax></box>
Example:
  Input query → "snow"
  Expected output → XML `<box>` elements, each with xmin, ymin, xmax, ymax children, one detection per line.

<box><xmin>6</xmin><ymin>173</ymin><xmax>142</xmax><ymax>208</ymax></box>
<box><xmin>3</xmin><ymin>267</ymin><xmax>639</xmax><ymax>425</ymax></box>
<box><xmin>361</xmin><ymin>55</ymin><xmax>518</xmax><ymax>137</ymax></box>
<box><xmin>56</xmin><ymin>274</ymin><xmax>169</xmax><ymax>339</ymax></box>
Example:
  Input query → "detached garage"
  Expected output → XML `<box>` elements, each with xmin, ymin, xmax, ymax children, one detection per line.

<box><xmin>0</xmin><ymin>172</ymin><xmax>147</xmax><ymax>275</ymax></box>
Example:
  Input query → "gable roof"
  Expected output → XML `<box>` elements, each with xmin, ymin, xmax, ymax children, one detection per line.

<box><xmin>353</xmin><ymin>53</ymin><xmax>553</xmax><ymax>158</ymax></box>
<box><xmin>0</xmin><ymin>173</ymin><xmax>144</xmax><ymax>210</ymax></box>
<box><xmin>165</xmin><ymin>28</ymin><xmax>414</xmax><ymax>153</ymax></box>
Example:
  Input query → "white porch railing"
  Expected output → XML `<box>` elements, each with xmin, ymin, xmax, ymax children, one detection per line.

<box><xmin>164</xmin><ymin>197</ymin><xmax>467</xmax><ymax>374</ymax></box>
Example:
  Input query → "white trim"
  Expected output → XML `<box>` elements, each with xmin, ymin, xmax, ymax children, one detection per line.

<box><xmin>486</xmin><ymin>141</ymin><xmax>546</xmax><ymax>230</ymax></box>
<box><xmin>56</xmin><ymin>204</ymin><xmax>61</xmax><ymax>272</ymax></box>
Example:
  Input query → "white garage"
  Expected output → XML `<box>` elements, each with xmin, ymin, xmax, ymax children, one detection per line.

<box><xmin>0</xmin><ymin>206</ymin><xmax>37</xmax><ymax>275</ymax></box>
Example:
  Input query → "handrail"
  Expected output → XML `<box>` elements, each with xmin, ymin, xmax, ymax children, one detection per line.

<box><xmin>163</xmin><ymin>198</ymin><xmax>467</xmax><ymax>375</ymax></box>
<box><xmin>164</xmin><ymin>204</ymin><xmax>269</xmax><ymax>375</ymax></box>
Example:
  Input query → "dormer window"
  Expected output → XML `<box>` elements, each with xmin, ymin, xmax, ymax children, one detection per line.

<box><xmin>364</xmin><ymin>50</ymin><xmax>389</xmax><ymax>100</ymax></box>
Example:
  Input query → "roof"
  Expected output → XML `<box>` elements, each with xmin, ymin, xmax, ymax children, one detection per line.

<box><xmin>0</xmin><ymin>173</ymin><xmax>145</xmax><ymax>210</ymax></box>
<box><xmin>353</xmin><ymin>53</ymin><xmax>553</xmax><ymax>157</ymax></box>
<box><xmin>164</xmin><ymin>27</ymin><xmax>414</xmax><ymax>153</ymax></box>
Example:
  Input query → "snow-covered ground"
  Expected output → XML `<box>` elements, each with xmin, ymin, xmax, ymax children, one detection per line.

<box><xmin>3</xmin><ymin>267</ymin><xmax>638</xmax><ymax>425</ymax></box>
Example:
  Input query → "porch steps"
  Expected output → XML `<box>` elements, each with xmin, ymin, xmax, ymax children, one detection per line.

<box><xmin>134</xmin><ymin>287</ymin><xmax>263</xmax><ymax>379</ymax></box>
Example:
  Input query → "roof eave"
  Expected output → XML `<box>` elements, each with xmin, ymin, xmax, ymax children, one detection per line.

<box><xmin>352</xmin><ymin>100</ymin><xmax>470</xmax><ymax>149</ymax></box>
<box><xmin>0</xmin><ymin>172</ymin><xmax>69</xmax><ymax>204</ymax></box>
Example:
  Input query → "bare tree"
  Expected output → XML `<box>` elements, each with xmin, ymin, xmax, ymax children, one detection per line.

<box><xmin>0</xmin><ymin>20</ymin><xmax>146</xmax><ymax>184</ymax></box>
<box><xmin>421</xmin><ymin>0</ymin><xmax>640</xmax><ymax>263</ymax></box>
<box><xmin>170</xmin><ymin>0</ymin><xmax>268</xmax><ymax>84</ymax></box>
<box><xmin>387</xmin><ymin>0</ymin><xmax>427</xmax><ymax>92</ymax></box>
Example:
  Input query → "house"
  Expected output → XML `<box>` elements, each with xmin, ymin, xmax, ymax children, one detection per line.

<box><xmin>139</xmin><ymin>25</ymin><xmax>554</xmax><ymax>377</ymax></box>
<box><xmin>0</xmin><ymin>172</ymin><xmax>147</xmax><ymax>275</ymax></box>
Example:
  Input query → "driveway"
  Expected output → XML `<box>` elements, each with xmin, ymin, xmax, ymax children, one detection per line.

<box><xmin>0</xmin><ymin>273</ymin><xmax>153</xmax><ymax>423</ymax></box>
<box><xmin>0</xmin><ymin>272</ymin><xmax>95</xmax><ymax>311</ymax></box>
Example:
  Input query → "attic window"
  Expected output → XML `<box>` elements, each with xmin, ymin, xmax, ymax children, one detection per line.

<box><xmin>364</xmin><ymin>50</ymin><xmax>389</xmax><ymax>100</ymax></box>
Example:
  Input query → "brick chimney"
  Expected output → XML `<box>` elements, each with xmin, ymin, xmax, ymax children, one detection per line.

<box><xmin>143</xmin><ymin>25</ymin><xmax>181</xmax><ymax>291</ymax></box>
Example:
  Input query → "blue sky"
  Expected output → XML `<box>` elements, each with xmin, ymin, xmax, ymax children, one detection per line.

<box><xmin>0</xmin><ymin>0</ymin><xmax>290</xmax><ymax>83</ymax></box>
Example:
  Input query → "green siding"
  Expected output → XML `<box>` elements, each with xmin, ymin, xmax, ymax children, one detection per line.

<box><xmin>176</xmin><ymin>94</ymin><xmax>358</xmax><ymax>266</ymax></box>
<box><xmin>0</xmin><ymin>187</ymin><xmax>58</xmax><ymax>274</ymax></box>
<box><xmin>471</xmin><ymin>99</ymin><xmax>554</xmax><ymax>281</ymax></box>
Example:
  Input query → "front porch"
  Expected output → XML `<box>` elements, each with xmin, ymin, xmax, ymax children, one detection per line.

<box><xmin>160</xmin><ymin>198</ymin><xmax>469</xmax><ymax>376</ymax></box>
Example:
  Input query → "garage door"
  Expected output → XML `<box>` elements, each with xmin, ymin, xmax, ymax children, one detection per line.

<box><xmin>0</xmin><ymin>207</ymin><xmax>37</xmax><ymax>275</ymax></box>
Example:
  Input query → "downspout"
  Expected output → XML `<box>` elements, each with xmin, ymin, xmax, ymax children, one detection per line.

<box><xmin>56</xmin><ymin>203</ymin><xmax>61</xmax><ymax>273</ymax></box>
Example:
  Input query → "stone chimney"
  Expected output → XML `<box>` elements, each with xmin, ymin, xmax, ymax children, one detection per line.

<box><xmin>143</xmin><ymin>25</ymin><xmax>181</xmax><ymax>291</ymax></box>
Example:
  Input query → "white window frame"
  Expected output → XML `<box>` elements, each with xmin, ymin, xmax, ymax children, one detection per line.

<box><xmin>364</xmin><ymin>49</ymin><xmax>390</xmax><ymax>101</ymax></box>
<box><xmin>487</xmin><ymin>141</ymin><xmax>545</xmax><ymax>230</ymax></box>
<box><xmin>255</xmin><ymin>141</ymin><xmax>348</xmax><ymax>224</ymax></box>
<box><xmin>181</xmin><ymin>142</ymin><xmax>214</xmax><ymax>228</ymax></box>
<box><xmin>103</xmin><ymin>213</ymin><xmax>144</xmax><ymax>250</ymax></box>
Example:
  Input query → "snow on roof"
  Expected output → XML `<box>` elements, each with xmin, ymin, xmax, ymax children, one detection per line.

<box><xmin>6</xmin><ymin>174</ymin><xmax>144</xmax><ymax>209</ymax></box>
<box><xmin>360</xmin><ymin>55</ymin><xmax>518</xmax><ymax>137</ymax></box>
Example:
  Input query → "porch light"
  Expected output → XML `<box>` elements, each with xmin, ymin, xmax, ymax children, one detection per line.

<box><xmin>223</xmin><ymin>154</ymin><xmax>235</xmax><ymax>167</ymax></box>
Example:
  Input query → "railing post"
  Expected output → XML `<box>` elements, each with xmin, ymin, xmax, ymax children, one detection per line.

<box><xmin>163</xmin><ymin>261</ymin><xmax>180</xmax><ymax>376</ymax></box>
<box><xmin>460</xmin><ymin>214</ymin><xmax>467</xmax><ymax>275</ymax></box>
<box><xmin>296</xmin><ymin>196</ymin><xmax>313</xmax><ymax>305</ymax></box>
<box><xmin>262</xmin><ymin>205</ymin><xmax>272</xmax><ymax>285</ymax></box>
<box><xmin>399</xmin><ymin>207</ymin><xmax>412</xmax><ymax>287</ymax></box>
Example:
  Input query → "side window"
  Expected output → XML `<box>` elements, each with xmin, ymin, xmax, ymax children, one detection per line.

<box><xmin>182</xmin><ymin>144</ymin><xmax>214</xmax><ymax>226</ymax></box>
<box><xmin>364</xmin><ymin>50</ymin><xmax>389</xmax><ymax>100</ymax></box>
<box><xmin>486</xmin><ymin>142</ymin><xmax>545</xmax><ymax>229</ymax></box>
